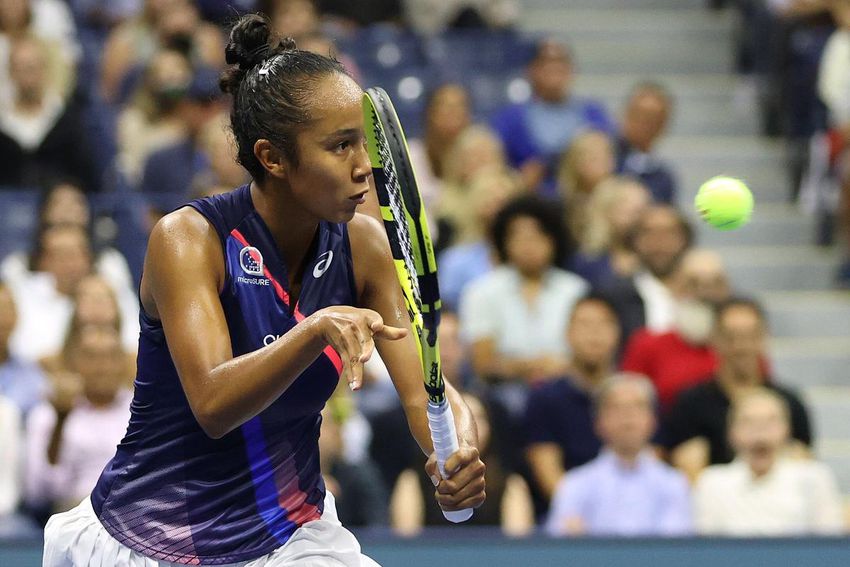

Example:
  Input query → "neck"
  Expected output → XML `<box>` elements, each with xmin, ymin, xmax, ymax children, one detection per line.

<box><xmin>15</xmin><ymin>93</ymin><xmax>44</xmax><ymax>114</ymax></box>
<box><xmin>0</xmin><ymin>343</ymin><xmax>9</xmax><ymax>364</ymax></box>
<box><xmin>611</xmin><ymin>447</ymin><xmax>642</xmax><ymax>468</ymax></box>
<box><xmin>569</xmin><ymin>358</ymin><xmax>610</xmax><ymax>389</ymax></box>
<box><xmin>251</xmin><ymin>182</ymin><xmax>318</xmax><ymax>275</ymax></box>
<box><xmin>717</xmin><ymin>363</ymin><xmax>762</xmax><ymax>393</ymax></box>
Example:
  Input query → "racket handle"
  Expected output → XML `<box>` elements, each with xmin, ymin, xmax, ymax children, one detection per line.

<box><xmin>427</xmin><ymin>401</ymin><xmax>474</xmax><ymax>523</ymax></box>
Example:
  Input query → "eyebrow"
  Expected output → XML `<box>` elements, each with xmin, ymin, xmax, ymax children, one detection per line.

<box><xmin>324</xmin><ymin>128</ymin><xmax>361</xmax><ymax>140</ymax></box>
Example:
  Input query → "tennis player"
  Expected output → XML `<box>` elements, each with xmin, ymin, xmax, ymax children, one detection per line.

<box><xmin>42</xmin><ymin>14</ymin><xmax>485</xmax><ymax>567</ymax></box>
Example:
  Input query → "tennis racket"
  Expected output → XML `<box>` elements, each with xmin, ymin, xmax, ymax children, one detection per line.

<box><xmin>363</xmin><ymin>87</ymin><xmax>473</xmax><ymax>523</ymax></box>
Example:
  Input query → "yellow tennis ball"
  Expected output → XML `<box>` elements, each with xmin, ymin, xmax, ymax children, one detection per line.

<box><xmin>694</xmin><ymin>176</ymin><xmax>754</xmax><ymax>231</ymax></box>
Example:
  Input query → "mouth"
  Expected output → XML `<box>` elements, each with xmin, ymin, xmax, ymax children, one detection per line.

<box><xmin>348</xmin><ymin>190</ymin><xmax>368</xmax><ymax>205</ymax></box>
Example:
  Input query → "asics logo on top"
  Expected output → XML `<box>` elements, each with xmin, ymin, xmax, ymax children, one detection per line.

<box><xmin>239</xmin><ymin>246</ymin><xmax>264</xmax><ymax>276</ymax></box>
<box><xmin>312</xmin><ymin>251</ymin><xmax>333</xmax><ymax>278</ymax></box>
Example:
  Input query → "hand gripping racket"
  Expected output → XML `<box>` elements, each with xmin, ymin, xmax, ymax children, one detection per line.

<box><xmin>363</xmin><ymin>87</ymin><xmax>473</xmax><ymax>523</ymax></box>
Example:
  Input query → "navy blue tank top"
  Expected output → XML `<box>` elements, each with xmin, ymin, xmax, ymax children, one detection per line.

<box><xmin>91</xmin><ymin>185</ymin><xmax>357</xmax><ymax>565</ymax></box>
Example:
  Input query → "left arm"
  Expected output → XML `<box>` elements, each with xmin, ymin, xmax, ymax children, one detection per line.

<box><xmin>349</xmin><ymin>214</ymin><xmax>486</xmax><ymax>512</ymax></box>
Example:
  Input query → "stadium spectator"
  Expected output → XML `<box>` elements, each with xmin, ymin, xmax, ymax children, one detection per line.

<box><xmin>138</xmin><ymin>66</ymin><xmax>224</xmax><ymax>196</ymax></box>
<box><xmin>694</xmin><ymin>388</ymin><xmax>844</xmax><ymax>535</ymax></box>
<box><xmin>664</xmin><ymin>298</ymin><xmax>812</xmax><ymax>483</ymax></box>
<box><xmin>6</xmin><ymin>224</ymin><xmax>92</xmax><ymax>362</ymax></box>
<box><xmin>0</xmin><ymin>283</ymin><xmax>48</xmax><ymax>417</ymax></box>
<box><xmin>0</xmin><ymin>392</ymin><xmax>21</xmax><ymax>516</ymax></box>
<box><xmin>546</xmin><ymin>375</ymin><xmax>692</xmax><ymax>537</ymax></box>
<box><xmin>24</xmin><ymin>325</ymin><xmax>132</xmax><ymax>515</ymax></box>
<box><xmin>438</xmin><ymin>166</ymin><xmax>521</xmax><ymax>310</ymax></box>
<box><xmin>568</xmin><ymin>176</ymin><xmax>650</xmax><ymax>288</ymax></box>
<box><xmin>100</xmin><ymin>0</ymin><xmax>224</xmax><ymax>104</ymax></box>
<box><xmin>460</xmin><ymin>195</ymin><xmax>586</xmax><ymax>394</ymax></box>
<box><xmin>409</xmin><ymin>84</ymin><xmax>472</xmax><ymax>231</ymax></box>
<box><xmin>556</xmin><ymin>131</ymin><xmax>616</xmax><ymax>244</ymax></box>
<box><xmin>621</xmin><ymin>248</ymin><xmax>731</xmax><ymax>413</ymax></box>
<box><xmin>319</xmin><ymin>396</ymin><xmax>388</xmax><ymax>527</ymax></box>
<box><xmin>491</xmin><ymin>38</ymin><xmax>614</xmax><ymax>194</ymax></box>
<box><xmin>818</xmin><ymin>0</ymin><xmax>850</xmax><ymax>284</ymax></box>
<box><xmin>317</xmin><ymin>0</ymin><xmax>404</xmax><ymax>28</ymax></box>
<box><xmin>438</xmin><ymin>125</ymin><xmax>514</xmax><ymax>249</ymax></box>
<box><xmin>1</xmin><ymin>183</ymin><xmax>139</xmax><ymax>354</ymax></box>
<box><xmin>260</xmin><ymin>0</ymin><xmax>319</xmax><ymax>38</ymax></box>
<box><xmin>524</xmin><ymin>295</ymin><xmax>620</xmax><ymax>502</ymax></box>
<box><xmin>597</xmin><ymin>204</ymin><xmax>693</xmax><ymax>346</ymax></box>
<box><xmin>390</xmin><ymin>391</ymin><xmax>534</xmax><ymax>535</ymax></box>
<box><xmin>404</xmin><ymin>0</ymin><xmax>518</xmax><ymax>34</ymax></box>
<box><xmin>40</xmin><ymin>275</ymin><xmax>135</xmax><ymax>385</ymax></box>
<box><xmin>0</xmin><ymin>35</ymin><xmax>96</xmax><ymax>191</ymax></box>
<box><xmin>0</xmin><ymin>0</ymin><xmax>80</xmax><ymax>105</ymax></box>
<box><xmin>614</xmin><ymin>82</ymin><xmax>678</xmax><ymax>204</ymax></box>
<box><xmin>188</xmin><ymin>111</ymin><xmax>251</xmax><ymax>196</ymax></box>
<box><xmin>116</xmin><ymin>48</ymin><xmax>192</xmax><ymax>182</ymax></box>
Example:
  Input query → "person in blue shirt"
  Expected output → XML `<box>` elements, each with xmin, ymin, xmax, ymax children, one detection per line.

<box><xmin>490</xmin><ymin>38</ymin><xmax>614</xmax><ymax>195</ymax></box>
<box><xmin>614</xmin><ymin>82</ymin><xmax>678</xmax><ymax>204</ymax></box>
<box><xmin>43</xmin><ymin>14</ymin><xmax>484</xmax><ymax>567</ymax></box>
<box><xmin>546</xmin><ymin>374</ymin><xmax>692</xmax><ymax>537</ymax></box>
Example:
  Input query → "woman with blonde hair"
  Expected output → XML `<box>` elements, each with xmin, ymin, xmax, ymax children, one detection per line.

<box><xmin>438</xmin><ymin>124</ymin><xmax>516</xmax><ymax>248</ymax></box>
<box><xmin>556</xmin><ymin>130</ymin><xmax>615</xmax><ymax>243</ymax></box>
<box><xmin>570</xmin><ymin>176</ymin><xmax>651</xmax><ymax>287</ymax></box>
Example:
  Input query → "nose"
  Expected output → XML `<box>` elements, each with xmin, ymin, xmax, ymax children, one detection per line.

<box><xmin>352</xmin><ymin>143</ymin><xmax>373</xmax><ymax>183</ymax></box>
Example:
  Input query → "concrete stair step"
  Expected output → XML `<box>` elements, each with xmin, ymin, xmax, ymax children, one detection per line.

<box><xmin>521</xmin><ymin>8</ymin><xmax>731</xmax><ymax>35</ymax></box>
<box><xmin>805</xmin><ymin>387</ymin><xmax>850</xmax><ymax>440</ymax></box>
<box><xmin>760</xmin><ymin>291</ymin><xmax>850</xmax><ymax>338</ymax></box>
<box><xmin>772</xmin><ymin>338</ymin><xmax>850</xmax><ymax>387</ymax></box>
<box><xmin>816</xmin><ymin>439</ymin><xmax>850</xmax><ymax>493</ymax></box>
<box><xmin>694</xmin><ymin>204</ymin><xmax>816</xmax><ymax>247</ymax></box>
<box><xmin>527</xmin><ymin>0</ymin><xmax>707</xmax><ymax>8</ymax></box>
<box><xmin>710</xmin><ymin>246</ymin><xmax>838</xmax><ymax>292</ymax></box>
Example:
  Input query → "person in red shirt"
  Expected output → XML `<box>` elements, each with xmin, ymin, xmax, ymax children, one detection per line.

<box><xmin>621</xmin><ymin>249</ymin><xmax>730</xmax><ymax>413</ymax></box>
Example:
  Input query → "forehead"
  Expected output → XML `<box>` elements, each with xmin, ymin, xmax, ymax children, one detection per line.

<box><xmin>307</xmin><ymin>73</ymin><xmax>363</xmax><ymax>125</ymax></box>
<box><xmin>603</xmin><ymin>382</ymin><xmax>651</xmax><ymax>405</ymax></box>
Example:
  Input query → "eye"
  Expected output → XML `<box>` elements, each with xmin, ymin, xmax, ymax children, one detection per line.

<box><xmin>334</xmin><ymin>140</ymin><xmax>351</xmax><ymax>153</ymax></box>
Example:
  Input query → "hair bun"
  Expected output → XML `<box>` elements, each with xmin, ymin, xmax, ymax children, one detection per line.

<box><xmin>225</xmin><ymin>13</ymin><xmax>274</xmax><ymax>70</ymax></box>
<box><xmin>220</xmin><ymin>14</ymin><xmax>298</xmax><ymax>94</ymax></box>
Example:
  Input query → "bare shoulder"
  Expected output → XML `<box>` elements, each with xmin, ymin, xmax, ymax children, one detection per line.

<box><xmin>142</xmin><ymin>207</ymin><xmax>224</xmax><ymax>315</ymax></box>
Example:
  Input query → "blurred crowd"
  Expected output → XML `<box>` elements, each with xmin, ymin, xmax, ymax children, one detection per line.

<box><xmin>0</xmin><ymin>0</ymin><xmax>847</xmax><ymax>541</ymax></box>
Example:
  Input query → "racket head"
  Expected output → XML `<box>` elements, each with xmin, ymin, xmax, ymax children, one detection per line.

<box><xmin>363</xmin><ymin>87</ymin><xmax>444</xmax><ymax>404</ymax></box>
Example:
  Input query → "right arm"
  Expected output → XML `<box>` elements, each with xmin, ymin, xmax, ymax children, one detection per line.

<box><xmin>143</xmin><ymin>209</ymin><xmax>405</xmax><ymax>439</ymax></box>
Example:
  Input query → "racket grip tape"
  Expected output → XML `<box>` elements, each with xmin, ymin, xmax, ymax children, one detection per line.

<box><xmin>426</xmin><ymin>401</ymin><xmax>474</xmax><ymax>523</ymax></box>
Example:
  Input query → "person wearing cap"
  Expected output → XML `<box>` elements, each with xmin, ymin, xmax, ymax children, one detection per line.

<box><xmin>138</xmin><ymin>66</ymin><xmax>225</xmax><ymax>196</ymax></box>
<box><xmin>490</xmin><ymin>38</ymin><xmax>614</xmax><ymax>194</ymax></box>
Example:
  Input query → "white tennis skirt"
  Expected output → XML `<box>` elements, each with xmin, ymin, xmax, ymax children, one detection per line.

<box><xmin>43</xmin><ymin>491</ymin><xmax>381</xmax><ymax>567</ymax></box>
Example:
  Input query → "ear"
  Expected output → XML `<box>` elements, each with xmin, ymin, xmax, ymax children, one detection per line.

<box><xmin>254</xmin><ymin>139</ymin><xmax>288</xmax><ymax>180</ymax></box>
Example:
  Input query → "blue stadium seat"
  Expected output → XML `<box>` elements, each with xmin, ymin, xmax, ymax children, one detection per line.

<box><xmin>0</xmin><ymin>189</ymin><xmax>40</xmax><ymax>263</ymax></box>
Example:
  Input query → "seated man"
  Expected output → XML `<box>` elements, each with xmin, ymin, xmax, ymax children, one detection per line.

<box><xmin>663</xmin><ymin>298</ymin><xmax>812</xmax><ymax>483</ymax></box>
<box><xmin>621</xmin><ymin>249</ymin><xmax>730</xmax><ymax>413</ymax></box>
<box><xmin>524</xmin><ymin>295</ymin><xmax>620</xmax><ymax>501</ymax></box>
<box><xmin>695</xmin><ymin>388</ymin><xmax>844</xmax><ymax>535</ymax></box>
<box><xmin>546</xmin><ymin>374</ymin><xmax>692</xmax><ymax>537</ymax></box>
<box><xmin>614</xmin><ymin>82</ymin><xmax>678</xmax><ymax>204</ymax></box>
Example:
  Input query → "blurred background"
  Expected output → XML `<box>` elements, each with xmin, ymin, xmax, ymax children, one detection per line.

<box><xmin>1</xmin><ymin>0</ymin><xmax>850</xmax><ymax>564</ymax></box>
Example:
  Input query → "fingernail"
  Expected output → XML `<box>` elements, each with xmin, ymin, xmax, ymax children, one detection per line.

<box><xmin>430</xmin><ymin>475</ymin><xmax>439</xmax><ymax>487</ymax></box>
<box><xmin>349</xmin><ymin>382</ymin><xmax>356</xmax><ymax>391</ymax></box>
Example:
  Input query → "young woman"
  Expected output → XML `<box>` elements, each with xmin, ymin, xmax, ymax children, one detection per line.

<box><xmin>42</xmin><ymin>14</ymin><xmax>484</xmax><ymax>567</ymax></box>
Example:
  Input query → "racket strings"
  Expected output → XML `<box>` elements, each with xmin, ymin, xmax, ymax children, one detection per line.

<box><xmin>370</xmin><ymin>107</ymin><xmax>423</xmax><ymax>311</ymax></box>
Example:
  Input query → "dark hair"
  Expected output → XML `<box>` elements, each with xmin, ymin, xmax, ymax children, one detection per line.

<box><xmin>490</xmin><ymin>195</ymin><xmax>568</xmax><ymax>264</ymax></box>
<box><xmin>631</xmin><ymin>204</ymin><xmax>694</xmax><ymax>250</ymax></box>
<box><xmin>220</xmin><ymin>13</ymin><xmax>348</xmax><ymax>180</ymax></box>
<box><xmin>571</xmin><ymin>293</ymin><xmax>619</xmax><ymax>324</ymax></box>
<box><xmin>714</xmin><ymin>296</ymin><xmax>768</xmax><ymax>330</ymax></box>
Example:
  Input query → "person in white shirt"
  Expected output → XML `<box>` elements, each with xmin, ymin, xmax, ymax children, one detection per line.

<box><xmin>25</xmin><ymin>325</ymin><xmax>132</xmax><ymax>514</ymax></box>
<box><xmin>694</xmin><ymin>387</ymin><xmax>845</xmax><ymax>536</ymax></box>
<box><xmin>0</xmin><ymin>394</ymin><xmax>22</xmax><ymax>516</ymax></box>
